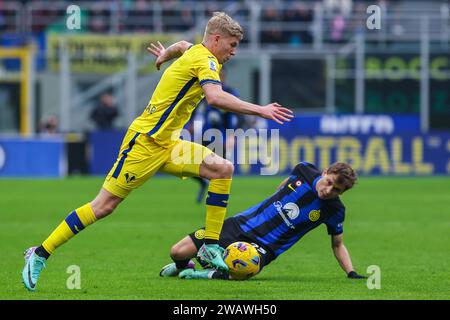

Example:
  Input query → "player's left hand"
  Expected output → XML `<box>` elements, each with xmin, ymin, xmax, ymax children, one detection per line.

<box><xmin>347</xmin><ymin>271</ymin><xmax>367</xmax><ymax>279</ymax></box>
<box><xmin>146</xmin><ymin>41</ymin><xmax>166</xmax><ymax>70</ymax></box>
<box><xmin>260</xmin><ymin>103</ymin><xmax>294</xmax><ymax>125</ymax></box>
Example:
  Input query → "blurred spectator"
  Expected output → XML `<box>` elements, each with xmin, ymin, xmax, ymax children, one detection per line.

<box><xmin>178</xmin><ymin>8</ymin><xmax>194</xmax><ymax>31</ymax></box>
<box><xmin>38</xmin><ymin>114</ymin><xmax>59</xmax><ymax>135</ymax></box>
<box><xmin>89</xmin><ymin>16</ymin><xmax>107</xmax><ymax>33</ymax></box>
<box><xmin>284</xmin><ymin>2</ymin><xmax>314</xmax><ymax>46</ymax></box>
<box><xmin>0</xmin><ymin>9</ymin><xmax>5</xmax><ymax>33</ymax></box>
<box><xmin>88</xmin><ymin>2</ymin><xmax>110</xmax><ymax>33</ymax></box>
<box><xmin>330</xmin><ymin>14</ymin><xmax>346</xmax><ymax>43</ymax></box>
<box><xmin>261</xmin><ymin>6</ymin><xmax>285</xmax><ymax>44</ymax></box>
<box><xmin>324</xmin><ymin>0</ymin><xmax>352</xmax><ymax>17</ymax></box>
<box><xmin>123</xmin><ymin>0</ymin><xmax>153</xmax><ymax>33</ymax></box>
<box><xmin>90</xmin><ymin>93</ymin><xmax>119</xmax><ymax>130</ymax></box>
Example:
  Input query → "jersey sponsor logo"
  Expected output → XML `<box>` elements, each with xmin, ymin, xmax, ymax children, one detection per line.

<box><xmin>273</xmin><ymin>201</ymin><xmax>298</xmax><ymax>229</ymax></box>
<box><xmin>194</xmin><ymin>229</ymin><xmax>205</xmax><ymax>240</ymax></box>
<box><xmin>308</xmin><ymin>210</ymin><xmax>321</xmax><ymax>222</ymax></box>
<box><xmin>209</xmin><ymin>60</ymin><xmax>217</xmax><ymax>72</ymax></box>
<box><xmin>284</xmin><ymin>203</ymin><xmax>300</xmax><ymax>220</ymax></box>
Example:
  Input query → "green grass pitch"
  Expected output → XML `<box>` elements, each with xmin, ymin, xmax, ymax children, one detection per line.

<box><xmin>1</xmin><ymin>176</ymin><xmax>449</xmax><ymax>300</ymax></box>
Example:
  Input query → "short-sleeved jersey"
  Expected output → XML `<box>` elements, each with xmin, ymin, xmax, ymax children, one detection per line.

<box><xmin>231</xmin><ymin>162</ymin><xmax>345</xmax><ymax>263</ymax></box>
<box><xmin>130</xmin><ymin>44</ymin><xmax>222</xmax><ymax>147</ymax></box>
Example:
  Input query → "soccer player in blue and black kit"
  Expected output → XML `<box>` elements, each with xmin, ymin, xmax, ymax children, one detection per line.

<box><xmin>160</xmin><ymin>162</ymin><xmax>367</xmax><ymax>280</ymax></box>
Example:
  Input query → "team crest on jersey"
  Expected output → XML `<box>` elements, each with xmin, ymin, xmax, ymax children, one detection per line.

<box><xmin>209</xmin><ymin>60</ymin><xmax>217</xmax><ymax>72</ymax></box>
<box><xmin>308</xmin><ymin>210</ymin><xmax>321</xmax><ymax>222</ymax></box>
<box><xmin>124</xmin><ymin>172</ymin><xmax>136</xmax><ymax>184</ymax></box>
<box><xmin>194</xmin><ymin>229</ymin><xmax>205</xmax><ymax>240</ymax></box>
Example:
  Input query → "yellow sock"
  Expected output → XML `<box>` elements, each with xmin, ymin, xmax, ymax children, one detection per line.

<box><xmin>42</xmin><ymin>203</ymin><xmax>97</xmax><ymax>254</ymax></box>
<box><xmin>204</xmin><ymin>179</ymin><xmax>232</xmax><ymax>242</ymax></box>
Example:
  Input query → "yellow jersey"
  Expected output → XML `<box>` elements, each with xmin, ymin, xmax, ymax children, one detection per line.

<box><xmin>129</xmin><ymin>44</ymin><xmax>222</xmax><ymax>147</ymax></box>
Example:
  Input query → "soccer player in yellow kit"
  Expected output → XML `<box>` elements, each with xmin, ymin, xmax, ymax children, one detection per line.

<box><xmin>22</xmin><ymin>12</ymin><xmax>294</xmax><ymax>291</ymax></box>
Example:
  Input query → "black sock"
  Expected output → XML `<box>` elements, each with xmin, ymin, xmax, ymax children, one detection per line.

<box><xmin>174</xmin><ymin>259</ymin><xmax>190</xmax><ymax>270</ymax></box>
<box><xmin>211</xmin><ymin>270</ymin><xmax>229</xmax><ymax>280</ymax></box>
<box><xmin>204</xmin><ymin>239</ymin><xmax>219</xmax><ymax>245</ymax></box>
<box><xmin>35</xmin><ymin>246</ymin><xmax>50</xmax><ymax>259</ymax></box>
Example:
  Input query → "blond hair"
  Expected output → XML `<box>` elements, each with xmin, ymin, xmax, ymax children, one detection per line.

<box><xmin>204</xmin><ymin>12</ymin><xmax>244</xmax><ymax>40</ymax></box>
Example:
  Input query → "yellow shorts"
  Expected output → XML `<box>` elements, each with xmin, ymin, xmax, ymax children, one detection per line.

<box><xmin>103</xmin><ymin>129</ymin><xmax>213</xmax><ymax>198</ymax></box>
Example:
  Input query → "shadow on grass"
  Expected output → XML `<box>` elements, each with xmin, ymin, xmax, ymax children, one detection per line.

<box><xmin>252</xmin><ymin>275</ymin><xmax>330</xmax><ymax>282</ymax></box>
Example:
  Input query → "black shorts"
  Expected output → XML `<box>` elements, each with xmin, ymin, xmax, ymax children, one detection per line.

<box><xmin>188</xmin><ymin>218</ymin><xmax>275</xmax><ymax>271</ymax></box>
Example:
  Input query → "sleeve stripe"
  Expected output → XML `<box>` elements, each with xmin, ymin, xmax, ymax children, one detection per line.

<box><xmin>199</xmin><ymin>79</ymin><xmax>222</xmax><ymax>86</ymax></box>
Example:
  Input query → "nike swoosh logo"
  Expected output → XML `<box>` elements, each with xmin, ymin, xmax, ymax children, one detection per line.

<box><xmin>222</xmin><ymin>200</ymin><xmax>228</xmax><ymax>204</ymax></box>
<box><xmin>288</xmin><ymin>184</ymin><xmax>297</xmax><ymax>193</ymax></box>
<box><xmin>27</xmin><ymin>263</ymin><xmax>36</xmax><ymax>289</ymax></box>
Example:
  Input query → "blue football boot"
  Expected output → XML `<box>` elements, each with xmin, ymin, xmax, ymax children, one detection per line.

<box><xmin>22</xmin><ymin>246</ymin><xmax>46</xmax><ymax>291</ymax></box>
<box><xmin>159</xmin><ymin>260</ymin><xmax>195</xmax><ymax>277</ymax></box>
<box><xmin>179</xmin><ymin>268</ymin><xmax>215</xmax><ymax>279</ymax></box>
<box><xmin>197</xmin><ymin>244</ymin><xmax>229</xmax><ymax>272</ymax></box>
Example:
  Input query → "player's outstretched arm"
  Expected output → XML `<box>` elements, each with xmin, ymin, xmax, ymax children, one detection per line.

<box><xmin>202</xmin><ymin>83</ymin><xmax>294</xmax><ymax>125</ymax></box>
<box><xmin>146</xmin><ymin>40</ymin><xmax>193</xmax><ymax>70</ymax></box>
<box><xmin>331</xmin><ymin>234</ymin><xmax>367</xmax><ymax>279</ymax></box>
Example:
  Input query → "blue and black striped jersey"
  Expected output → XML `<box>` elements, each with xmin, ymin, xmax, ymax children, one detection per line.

<box><xmin>232</xmin><ymin>162</ymin><xmax>345</xmax><ymax>261</ymax></box>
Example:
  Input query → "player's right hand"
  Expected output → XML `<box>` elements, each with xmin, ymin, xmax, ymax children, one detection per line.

<box><xmin>259</xmin><ymin>103</ymin><xmax>294</xmax><ymax>124</ymax></box>
<box><xmin>146</xmin><ymin>41</ymin><xmax>166</xmax><ymax>70</ymax></box>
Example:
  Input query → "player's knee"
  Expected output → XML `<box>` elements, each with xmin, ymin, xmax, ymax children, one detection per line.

<box><xmin>91</xmin><ymin>189</ymin><xmax>123</xmax><ymax>219</ymax></box>
<box><xmin>91</xmin><ymin>201</ymin><xmax>117</xmax><ymax>219</ymax></box>
<box><xmin>103</xmin><ymin>203</ymin><xmax>117</xmax><ymax>216</ymax></box>
<box><xmin>170</xmin><ymin>244</ymin><xmax>184</xmax><ymax>260</ymax></box>
<box><xmin>216</xmin><ymin>160</ymin><xmax>234</xmax><ymax>179</ymax></box>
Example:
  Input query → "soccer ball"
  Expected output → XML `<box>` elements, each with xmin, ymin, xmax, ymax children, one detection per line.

<box><xmin>223</xmin><ymin>241</ymin><xmax>261</xmax><ymax>280</ymax></box>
